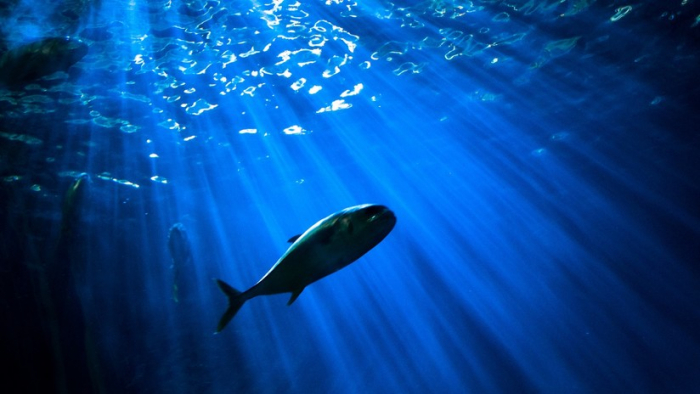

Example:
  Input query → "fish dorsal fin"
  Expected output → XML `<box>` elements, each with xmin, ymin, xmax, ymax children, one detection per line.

<box><xmin>287</xmin><ymin>288</ymin><xmax>304</xmax><ymax>306</ymax></box>
<box><xmin>287</xmin><ymin>234</ymin><xmax>302</xmax><ymax>243</ymax></box>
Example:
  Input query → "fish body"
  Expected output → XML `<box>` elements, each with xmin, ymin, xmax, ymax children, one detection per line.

<box><xmin>0</xmin><ymin>36</ymin><xmax>88</xmax><ymax>87</ymax></box>
<box><xmin>168</xmin><ymin>223</ymin><xmax>193</xmax><ymax>303</ymax></box>
<box><xmin>58</xmin><ymin>173</ymin><xmax>89</xmax><ymax>246</ymax></box>
<box><xmin>215</xmin><ymin>204</ymin><xmax>396</xmax><ymax>332</ymax></box>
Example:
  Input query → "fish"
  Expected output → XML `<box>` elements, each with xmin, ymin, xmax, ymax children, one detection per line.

<box><xmin>57</xmin><ymin>173</ymin><xmax>90</xmax><ymax>250</ymax></box>
<box><xmin>215</xmin><ymin>204</ymin><xmax>396</xmax><ymax>332</ymax></box>
<box><xmin>52</xmin><ymin>173</ymin><xmax>90</xmax><ymax>283</ymax></box>
<box><xmin>168</xmin><ymin>223</ymin><xmax>193</xmax><ymax>303</ymax></box>
<box><xmin>0</xmin><ymin>36</ymin><xmax>88</xmax><ymax>88</ymax></box>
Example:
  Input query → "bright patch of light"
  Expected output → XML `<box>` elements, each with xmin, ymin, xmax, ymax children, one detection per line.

<box><xmin>240</xmin><ymin>47</ymin><xmax>260</xmax><ymax>58</ymax></box>
<box><xmin>184</xmin><ymin>135</ymin><xmax>196</xmax><ymax>141</ymax></box>
<box><xmin>151</xmin><ymin>176</ymin><xmax>168</xmax><ymax>184</ymax></box>
<box><xmin>239</xmin><ymin>129</ymin><xmax>257</xmax><ymax>134</ymax></box>
<box><xmin>611</xmin><ymin>6</ymin><xmax>632</xmax><ymax>22</ymax></box>
<box><xmin>149</xmin><ymin>153</ymin><xmax>159</xmax><ymax>158</ymax></box>
<box><xmin>276</xmin><ymin>48</ymin><xmax>321</xmax><ymax>67</ymax></box>
<box><xmin>309</xmin><ymin>85</ymin><xmax>322</xmax><ymax>94</ymax></box>
<box><xmin>340</xmin><ymin>38</ymin><xmax>357</xmax><ymax>52</ymax></box>
<box><xmin>317</xmin><ymin>99</ymin><xmax>351</xmax><ymax>113</ymax></box>
<box><xmin>340</xmin><ymin>84</ymin><xmax>363</xmax><ymax>97</ymax></box>
<box><xmin>309</xmin><ymin>36</ymin><xmax>326</xmax><ymax>47</ymax></box>
<box><xmin>96</xmin><ymin>173</ymin><xmax>140</xmax><ymax>188</ymax></box>
<box><xmin>185</xmin><ymin>99</ymin><xmax>218</xmax><ymax>115</ymax></box>
<box><xmin>322</xmin><ymin>54</ymin><xmax>349</xmax><ymax>78</ymax></box>
<box><xmin>221</xmin><ymin>51</ymin><xmax>237</xmax><ymax>67</ymax></box>
<box><xmin>393</xmin><ymin>62</ymin><xmax>425</xmax><ymax>76</ymax></box>
<box><xmin>291</xmin><ymin>78</ymin><xmax>307</xmax><ymax>91</ymax></box>
<box><xmin>120</xmin><ymin>124</ymin><xmax>140</xmax><ymax>133</ymax></box>
<box><xmin>283</xmin><ymin>125</ymin><xmax>306</xmax><ymax>135</ymax></box>
<box><xmin>159</xmin><ymin>119</ymin><xmax>182</xmax><ymax>131</ymax></box>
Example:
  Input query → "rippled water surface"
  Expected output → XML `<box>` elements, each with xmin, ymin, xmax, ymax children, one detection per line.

<box><xmin>2</xmin><ymin>0</ymin><xmax>700</xmax><ymax>393</ymax></box>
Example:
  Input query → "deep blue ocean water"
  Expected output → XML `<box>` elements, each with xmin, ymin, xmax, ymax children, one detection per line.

<box><xmin>1</xmin><ymin>0</ymin><xmax>699</xmax><ymax>393</ymax></box>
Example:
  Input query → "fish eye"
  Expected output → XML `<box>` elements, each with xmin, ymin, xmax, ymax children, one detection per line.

<box><xmin>364</xmin><ymin>205</ymin><xmax>385</xmax><ymax>220</ymax></box>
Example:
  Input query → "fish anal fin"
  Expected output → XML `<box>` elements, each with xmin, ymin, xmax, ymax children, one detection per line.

<box><xmin>287</xmin><ymin>288</ymin><xmax>304</xmax><ymax>306</ymax></box>
<box><xmin>287</xmin><ymin>234</ymin><xmax>302</xmax><ymax>243</ymax></box>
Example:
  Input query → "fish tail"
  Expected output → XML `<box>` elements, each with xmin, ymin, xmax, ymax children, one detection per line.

<box><xmin>215</xmin><ymin>279</ymin><xmax>246</xmax><ymax>333</ymax></box>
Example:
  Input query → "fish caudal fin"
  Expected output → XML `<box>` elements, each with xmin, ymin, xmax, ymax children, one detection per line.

<box><xmin>215</xmin><ymin>279</ymin><xmax>246</xmax><ymax>333</ymax></box>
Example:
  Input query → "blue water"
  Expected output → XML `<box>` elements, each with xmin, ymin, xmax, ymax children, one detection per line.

<box><xmin>2</xmin><ymin>0</ymin><xmax>699</xmax><ymax>393</ymax></box>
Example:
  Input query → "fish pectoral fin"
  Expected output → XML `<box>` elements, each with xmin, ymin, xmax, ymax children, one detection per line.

<box><xmin>287</xmin><ymin>288</ymin><xmax>304</xmax><ymax>306</ymax></box>
<box><xmin>287</xmin><ymin>234</ymin><xmax>302</xmax><ymax>243</ymax></box>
